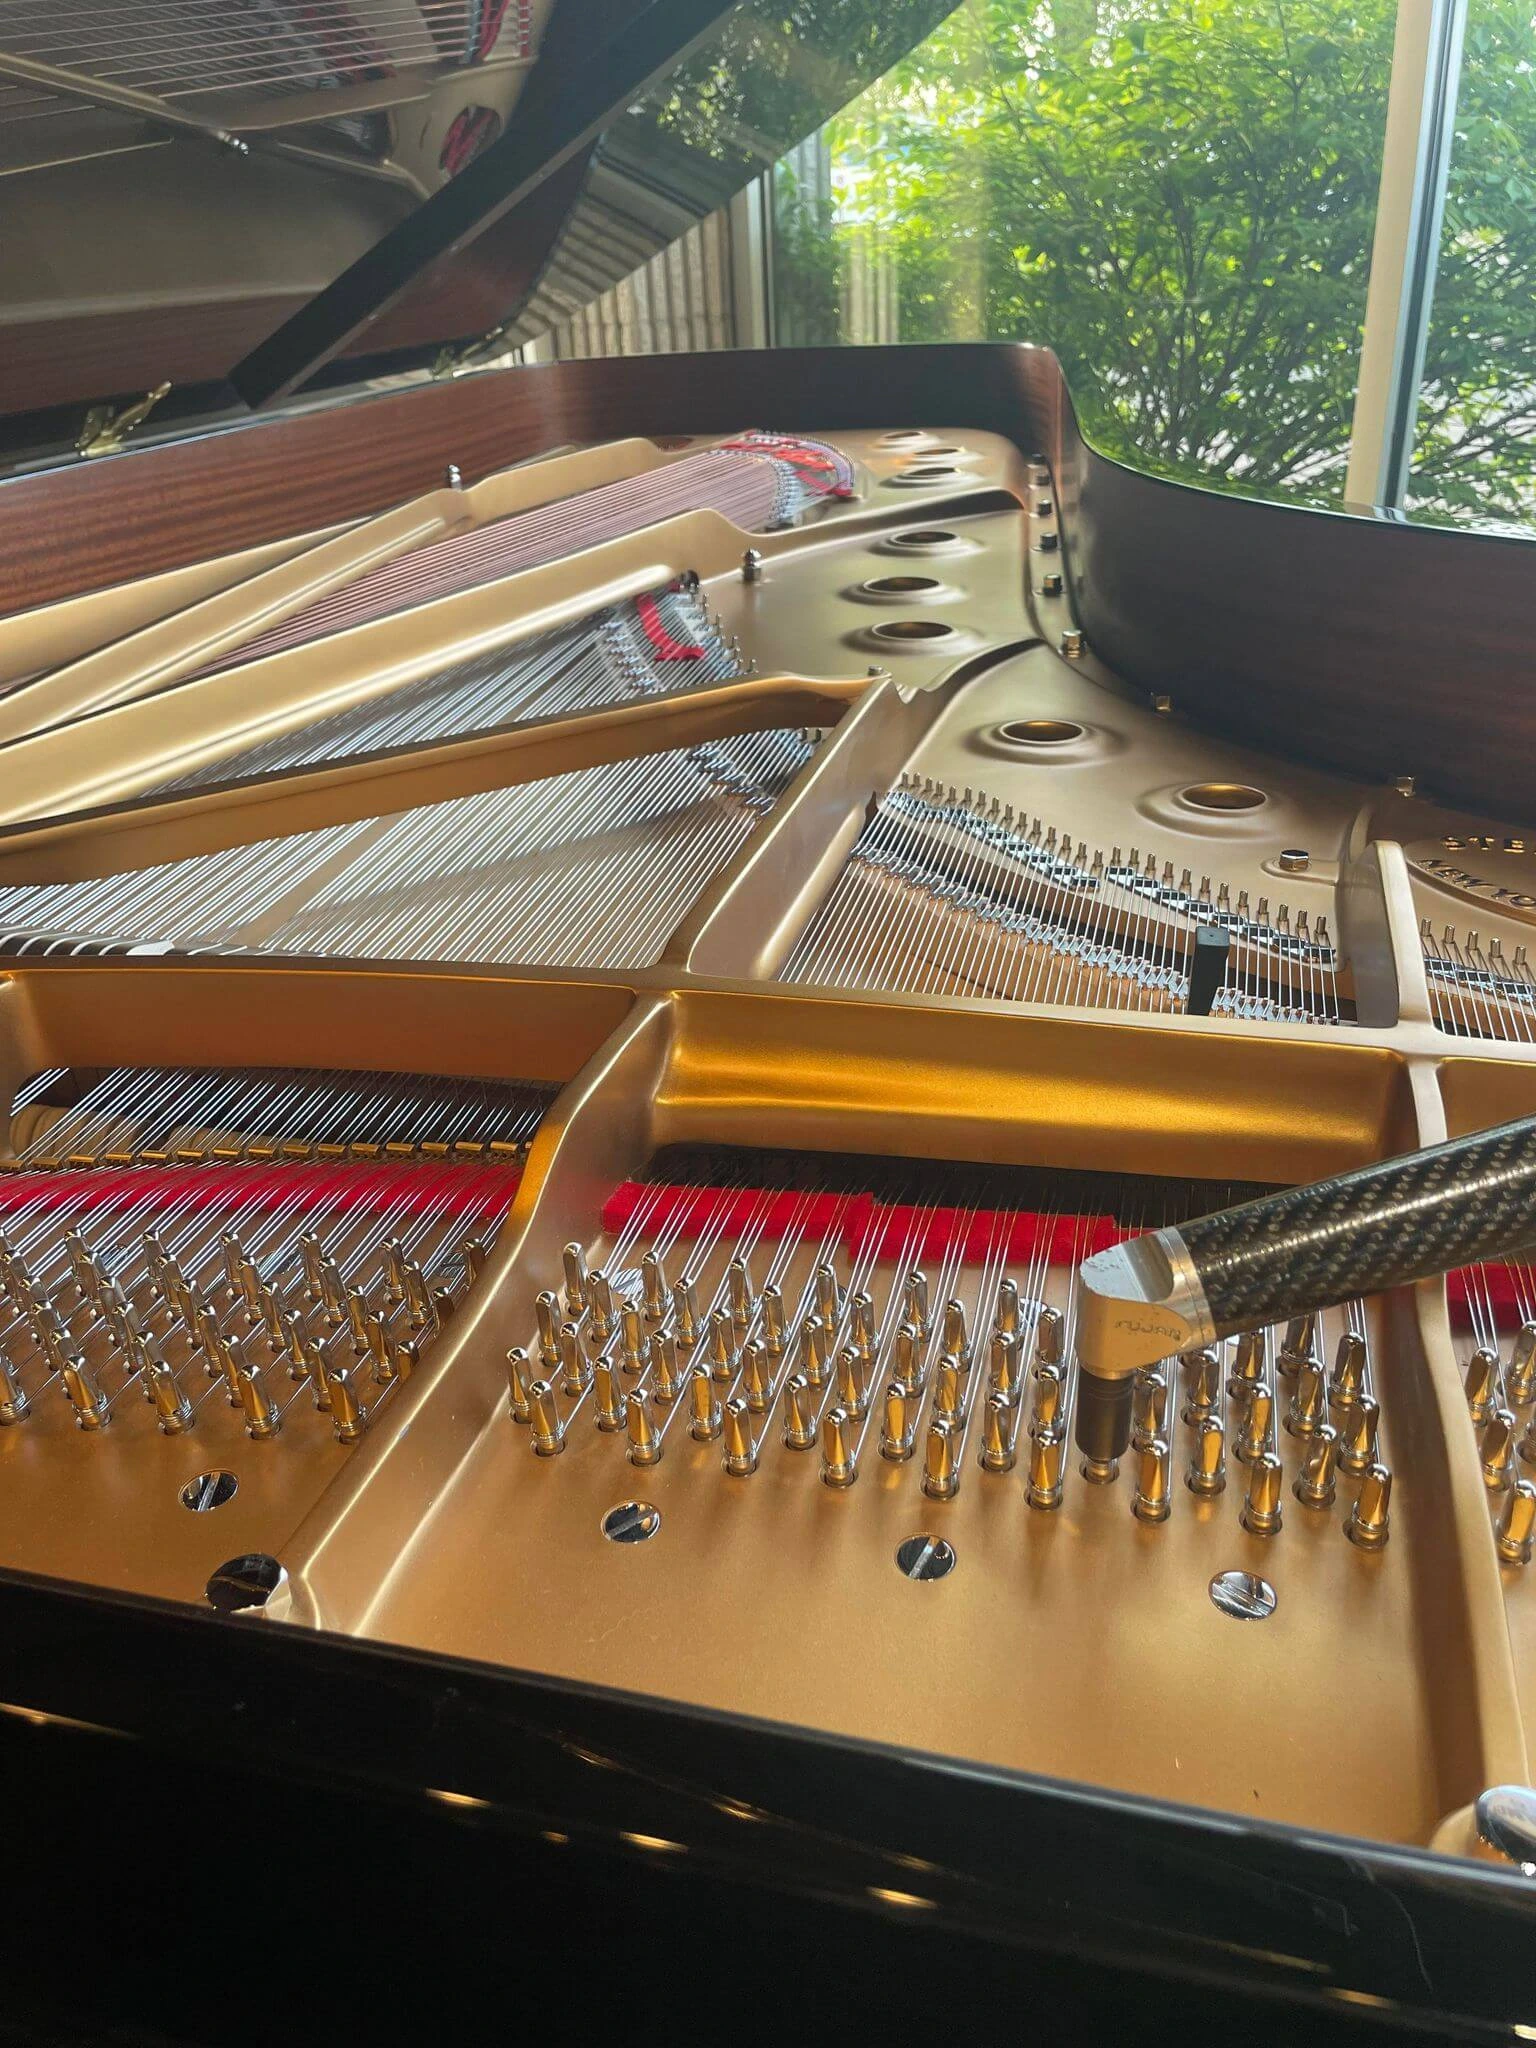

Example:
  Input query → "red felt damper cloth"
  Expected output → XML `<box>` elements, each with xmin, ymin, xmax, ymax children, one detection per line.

<box><xmin>0</xmin><ymin>1162</ymin><xmax>521</xmax><ymax>1229</ymax></box>
<box><xmin>1448</xmin><ymin>1266</ymin><xmax>1530</xmax><ymax>1324</ymax></box>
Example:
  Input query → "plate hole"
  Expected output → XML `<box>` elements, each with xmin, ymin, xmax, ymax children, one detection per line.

<box><xmin>1181</xmin><ymin>782</ymin><xmax>1266</xmax><ymax>813</ymax></box>
<box><xmin>998</xmin><ymin>718</ymin><xmax>1084</xmax><ymax>747</ymax></box>
<box><xmin>889</xmin><ymin>529</ymin><xmax>959</xmax><ymax>549</ymax></box>
<box><xmin>1209</xmin><ymin>1569</ymin><xmax>1277</xmax><ymax>1619</ymax></box>
<box><xmin>602</xmin><ymin>1500</ymin><xmax>662</xmax><ymax>1544</ymax></box>
<box><xmin>181</xmin><ymin>1470</ymin><xmax>238</xmax><ymax>1512</ymax></box>
<box><xmin>896</xmin><ymin>1534</ymin><xmax>956</xmax><ymax>1580</ymax></box>
<box><xmin>207</xmin><ymin>1553</ymin><xmax>286</xmax><ymax>1613</ymax></box>
<box><xmin>861</xmin><ymin>574</ymin><xmax>943</xmax><ymax>596</ymax></box>
<box><xmin>894</xmin><ymin>464</ymin><xmax>961</xmax><ymax>481</ymax></box>
<box><xmin>878</xmin><ymin>429</ymin><xmax>928</xmax><ymax>444</ymax></box>
<box><xmin>870</xmin><ymin>619</ymin><xmax>957</xmax><ymax>642</ymax></box>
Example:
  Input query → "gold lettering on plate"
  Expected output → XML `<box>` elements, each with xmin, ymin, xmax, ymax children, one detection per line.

<box><xmin>1412</xmin><ymin>854</ymin><xmax>1536</xmax><ymax>913</ymax></box>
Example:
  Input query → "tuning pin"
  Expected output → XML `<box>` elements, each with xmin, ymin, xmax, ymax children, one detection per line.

<box><xmin>1181</xmin><ymin>1347</ymin><xmax>1219</xmax><ymax>1424</ymax></box>
<box><xmin>722</xmin><ymin>1397</ymin><xmax>758</xmax><ymax>1477</ymax></box>
<box><xmin>921</xmin><ymin>1416</ymin><xmax>960</xmax><ymax>1500</ymax></box>
<box><xmin>1519</xmin><ymin>1409</ymin><xmax>1536</xmax><ymax>1472</ymax></box>
<box><xmin>559</xmin><ymin>1321</ymin><xmax>589</xmax><ymax>1397</ymax></box>
<box><xmin>1346</xmin><ymin>1462</ymin><xmax>1392</xmax><ymax>1550</ymax></box>
<box><xmin>1027</xmin><ymin>1429</ymin><xmax>1065</xmax><ymax>1510</ymax></box>
<box><xmin>902</xmin><ymin>1269</ymin><xmax>930</xmax><ymax>1338</ymax></box>
<box><xmin>1286</xmin><ymin>1358</ymin><xmax>1328</xmax><ymax>1438</ymax></box>
<box><xmin>1131</xmin><ymin>1370</ymin><xmax>1168</xmax><ymax>1451</ymax></box>
<box><xmin>880</xmin><ymin>1381</ymin><xmax>912</xmax><ymax>1461</ymax></box>
<box><xmin>893</xmin><ymin>1321</ymin><xmax>921</xmax><ymax>1395</ymax></box>
<box><xmin>62</xmin><ymin>1355</ymin><xmax>109</xmax><ymax>1431</ymax></box>
<box><xmin>328</xmin><ymin>1364</ymin><xmax>367</xmax><ymax>1444</ymax></box>
<box><xmin>680</xmin><ymin>1362</ymin><xmax>719</xmax><ymax>1440</ymax></box>
<box><xmin>942</xmin><ymin>1298</ymin><xmax>969</xmax><ymax>1363</ymax></box>
<box><xmin>728</xmin><ymin>1256</ymin><xmax>755</xmax><ymax>1330</ymax></box>
<box><xmin>932</xmin><ymin>1355</ymin><xmax>962</xmax><ymax>1420</ymax></box>
<box><xmin>1497</xmin><ymin>1480</ymin><xmax>1536</xmax><ymax>1566</ymax></box>
<box><xmin>535</xmin><ymin>1290</ymin><xmax>561</xmax><ymax>1370</ymax></box>
<box><xmin>782</xmin><ymin>1373</ymin><xmax>817</xmax><ymax>1451</ymax></box>
<box><xmin>761</xmin><ymin>1284</ymin><xmax>786</xmax><ymax>1357</ymax></box>
<box><xmin>1292</xmin><ymin>1423</ymin><xmax>1339</xmax><ymax>1508</ymax></box>
<box><xmin>672</xmin><ymin>1277</ymin><xmax>700</xmax><ymax>1349</ymax></box>
<box><xmin>1338</xmin><ymin>1393</ymin><xmax>1380</xmax><ymax>1477</ymax></box>
<box><xmin>707</xmin><ymin>1307</ymin><xmax>736</xmax><ymax>1384</ymax></box>
<box><xmin>742</xmin><ymin>1340</ymin><xmax>773</xmax><ymax>1414</ymax></box>
<box><xmin>624</xmin><ymin>1388</ymin><xmax>660</xmax><ymax>1466</ymax></box>
<box><xmin>1465</xmin><ymin>1345</ymin><xmax>1501</xmax><ymax>1426</ymax></box>
<box><xmin>1482</xmin><ymin>1409</ymin><xmax>1518</xmax><ymax>1491</ymax></box>
<box><xmin>1132</xmin><ymin>1438</ymin><xmax>1172</xmax><ymax>1524</ymax></box>
<box><xmin>798</xmin><ymin>1313</ymin><xmax>828</xmax><ymax>1386</ymax></box>
<box><xmin>1240</xmin><ymin>1451</ymin><xmax>1284</xmax><ymax>1536</ymax></box>
<box><xmin>649</xmin><ymin>1330</ymin><xmax>680</xmax><ymax>1403</ymax></box>
<box><xmin>979</xmin><ymin>1390</ymin><xmax>1017</xmax><ymax>1473</ymax></box>
<box><xmin>1329</xmin><ymin>1329</ymin><xmax>1366</xmax><ymax>1411</ymax></box>
<box><xmin>820</xmin><ymin>1405</ymin><xmax>857</xmax><ymax>1488</ymax></box>
<box><xmin>1235</xmin><ymin>1383</ymin><xmax>1273</xmax><ymax>1465</ymax></box>
<box><xmin>1185</xmin><ymin>1414</ymin><xmax>1226</xmax><ymax>1496</ymax></box>
<box><xmin>1278</xmin><ymin>1311</ymin><xmax>1316</xmax><ymax>1379</ymax></box>
<box><xmin>619</xmin><ymin>1297</ymin><xmax>646</xmax><ymax>1374</ymax></box>
<box><xmin>988</xmin><ymin>1329</ymin><xmax>1020</xmax><ymax>1396</ymax></box>
<box><xmin>837</xmin><ymin>1343</ymin><xmax>869</xmax><ymax>1418</ymax></box>
<box><xmin>815</xmin><ymin>1261</ymin><xmax>842</xmax><ymax>1331</ymax></box>
<box><xmin>588</xmin><ymin>1268</ymin><xmax>614</xmax><ymax>1338</ymax></box>
<box><xmin>641</xmin><ymin>1251</ymin><xmax>667</xmax><ymax>1321</ymax></box>
<box><xmin>238</xmin><ymin>1359</ymin><xmax>282</xmax><ymax>1441</ymax></box>
<box><xmin>1229</xmin><ymin>1329</ymin><xmax>1265</xmax><ymax>1394</ymax></box>
<box><xmin>994</xmin><ymin>1278</ymin><xmax>1020</xmax><ymax>1339</ymax></box>
<box><xmin>1033</xmin><ymin>1305</ymin><xmax>1064</xmax><ymax>1368</ymax></box>
<box><xmin>0</xmin><ymin>1358</ymin><xmax>30</xmax><ymax>1427</ymax></box>
<box><xmin>850</xmin><ymin>1290</ymin><xmax>876</xmax><ymax>1365</ymax></box>
<box><xmin>593</xmin><ymin>1357</ymin><xmax>627</xmax><ymax>1432</ymax></box>
<box><xmin>1027</xmin><ymin>1361</ymin><xmax>1063</xmax><ymax>1440</ymax></box>
<box><xmin>561</xmin><ymin>1243</ymin><xmax>588</xmax><ymax>1315</ymax></box>
<box><xmin>1508</xmin><ymin>1323</ymin><xmax>1536</xmax><ymax>1407</ymax></box>
<box><xmin>146</xmin><ymin>1357</ymin><xmax>194</xmax><ymax>1436</ymax></box>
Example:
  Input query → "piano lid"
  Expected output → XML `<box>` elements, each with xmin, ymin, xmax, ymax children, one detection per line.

<box><xmin>0</xmin><ymin>0</ymin><xmax>956</xmax><ymax>455</ymax></box>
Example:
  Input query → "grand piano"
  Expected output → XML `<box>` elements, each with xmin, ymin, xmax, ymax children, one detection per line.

<box><xmin>2</xmin><ymin>3</ymin><xmax>1536</xmax><ymax>2040</ymax></box>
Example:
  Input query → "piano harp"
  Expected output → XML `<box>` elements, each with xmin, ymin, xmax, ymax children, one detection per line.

<box><xmin>2</xmin><ymin>3</ymin><xmax>1536</xmax><ymax>2041</ymax></box>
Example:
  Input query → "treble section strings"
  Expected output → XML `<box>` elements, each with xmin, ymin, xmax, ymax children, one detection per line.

<box><xmin>151</xmin><ymin>584</ymin><xmax>748</xmax><ymax>795</ymax></box>
<box><xmin>191</xmin><ymin>435</ymin><xmax>853</xmax><ymax>679</ymax></box>
<box><xmin>780</xmin><ymin>777</ymin><xmax>1341</xmax><ymax>1024</ymax></box>
<box><xmin>1422</xmin><ymin>922</ymin><xmax>1536</xmax><ymax>1041</ymax></box>
<box><xmin>0</xmin><ymin>729</ymin><xmax>820</xmax><ymax>970</ymax></box>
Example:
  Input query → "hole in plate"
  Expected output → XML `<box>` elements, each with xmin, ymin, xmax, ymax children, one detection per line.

<box><xmin>1180</xmin><ymin>781</ymin><xmax>1267</xmax><ymax>813</ymax></box>
<box><xmin>602</xmin><ymin>1501</ymin><xmax>662</xmax><ymax>1544</ymax></box>
<box><xmin>998</xmin><ymin>718</ymin><xmax>1085</xmax><ymax>747</ymax></box>
<box><xmin>888</xmin><ymin>528</ymin><xmax>960</xmax><ymax>550</ymax></box>
<box><xmin>1209</xmin><ymin>1569</ymin><xmax>1277</xmax><ymax>1619</ymax></box>
<box><xmin>861</xmin><ymin>574</ymin><xmax>943</xmax><ymax>596</ymax></box>
<box><xmin>207</xmin><ymin>1553</ymin><xmax>286</xmax><ymax>1613</ymax></box>
<box><xmin>894</xmin><ymin>464</ymin><xmax>961</xmax><ymax>481</ymax></box>
<box><xmin>878</xmin><ymin>429</ymin><xmax>928</xmax><ymax>444</ymax></box>
<box><xmin>181</xmin><ymin>1470</ymin><xmax>238</xmax><ymax>1512</ymax></box>
<box><xmin>870</xmin><ymin>619</ymin><xmax>957</xmax><ymax>642</ymax></box>
<box><xmin>896</xmin><ymin>1534</ymin><xmax>956</xmax><ymax>1581</ymax></box>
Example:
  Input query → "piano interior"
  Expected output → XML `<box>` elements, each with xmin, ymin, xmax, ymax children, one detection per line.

<box><xmin>2</xmin><ymin>417</ymin><xmax>1534</xmax><ymax>1874</ymax></box>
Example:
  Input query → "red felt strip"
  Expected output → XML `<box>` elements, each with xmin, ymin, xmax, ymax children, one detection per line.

<box><xmin>1449</xmin><ymin>1266</ymin><xmax>1527</xmax><ymax>1324</ymax></box>
<box><xmin>635</xmin><ymin>592</ymin><xmax>704</xmax><ymax>661</ymax></box>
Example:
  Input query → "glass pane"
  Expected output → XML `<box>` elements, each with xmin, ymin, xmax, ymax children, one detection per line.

<box><xmin>767</xmin><ymin>0</ymin><xmax>1395</xmax><ymax>507</ymax></box>
<box><xmin>1409</xmin><ymin>0</ymin><xmax>1536</xmax><ymax>533</ymax></box>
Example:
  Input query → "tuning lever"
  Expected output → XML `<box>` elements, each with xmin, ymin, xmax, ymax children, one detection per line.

<box><xmin>1072</xmin><ymin>1113</ymin><xmax>1536</xmax><ymax>1461</ymax></box>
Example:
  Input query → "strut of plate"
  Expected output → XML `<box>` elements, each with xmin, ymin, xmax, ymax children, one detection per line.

<box><xmin>194</xmin><ymin>434</ymin><xmax>855</xmax><ymax>677</ymax></box>
<box><xmin>1447</xmin><ymin>1258</ymin><xmax>1536</xmax><ymax>1565</ymax></box>
<box><xmin>0</xmin><ymin>727</ymin><xmax>821</xmax><ymax>968</ymax></box>
<box><xmin>1422</xmin><ymin>923</ymin><xmax>1536</xmax><ymax>1041</ymax></box>
<box><xmin>781</xmin><ymin>775</ymin><xmax>1344</xmax><ymax>1023</ymax></box>
<box><xmin>0</xmin><ymin>1064</ymin><xmax>549</xmax><ymax>1444</ymax></box>
<box><xmin>500</xmin><ymin>1149</ymin><xmax>1391</xmax><ymax>1548</ymax></box>
<box><xmin>151</xmin><ymin>581</ymin><xmax>749</xmax><ymax>794</ymax></box>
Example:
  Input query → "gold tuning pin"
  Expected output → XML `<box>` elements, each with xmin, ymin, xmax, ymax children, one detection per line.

<box><xmin>1229</xmin><ymin>1328</ymin><xmax>1265</xmax><ymax>1394</ymax></box>
<box><xmin>624</xmin><ymin>1389</ymin><xmax>660</xmax><ymax>1466</ymax></box>
<box><xmin>1033</xmin><ymin>1305</ymin><xmax>1063</xmax><ymax>1368</ymax></box>
<box><xmin>689</xmin><ymin>1363</ymin><xmax>722</xmax><ymax>1442</ymax></box>
<box><xmin>1131</xmin><ymin>1369</ymin><xmax>1168</xmax><ymax>1451</ymax></box>
<box><xmin>722</xmin><ymin>1397</ymin><xmax>758</xmax><ymax>1477</ymax></box>
<box><xmin>559</xmin><ymin>1321</ymin><xmax>588</xmax><ymax>1397</ymax></box>
<box><xmin>1029</xmin><ymin>1362</ymin><xmax>1064</xmax><ymax>1439</ymax></box>
<box><xmin>729</xmin><ymin>1255</ymin><xmax>755</xmax><ymax>1330</ymax></box>
<box><xmin>238</xmin><ymin>1359</ymin><xmax>281</xmax><ymax>1441</ymax></box>
<box><xmin>838</xmin><ymin>1343</ymin><xmax>869</xmax><ymax>1418</ymax></box>
<box><xmin>850</xmin><ymin>1290</ymin><xmax>876</xmax><ymax>1365</ymax></box>
<box><xmin>1329</xmin><ymin>1329</ymin><xmax>1366</xmax><ymax>1411</ymax></box>
<box><xmin>708</xmin><ymin>1308</ymin><xmax>736</xmax><ymax>1383</ymax></box>
<box><xmin>1132</xmin><ymin>1437</ymin><xmax>1172</xmax><ymax>1523</ymax></box>
<box><xmin>63</xmin><ymin>1355</ymin><xmax>109</xmax><ymax>1431</ymax></box>
<box><xmin>1239</xmin><ymin>1451</ymin><xmax>1284</xmax><ymax>1536</ymax></box>
<box><xmin>672</xmin><ymin>1276</ymin><xmax>700</xmax><ymax>1349</ymax></box>
<box><xmin>1235</xmin><ymin>1382</ymin><xmax>1273</xmax><ymax>1465</ymax></box>
<box><xmin>782</xmin><ymin>1373</ymin><xmax>817</xmax><ymax>1451</ymax></box>
<box><xmin>1338</xmin><ymin>1392</ymin><xmax>1380</xmax><ymax>1477</ymax></box>
<box><xmin>893</xmin><ymin>1320</ymin><xmax>921</xmax><ymax>1395</ymax></box>
<box><xmin>525</xmin><ymin>1379</ymin><xmax>562</xmax><ymax>1457</ymax></box>
<box><xmin>932</xmin><ymin>1354</ymin><xmax>962</xmax><ymax>1420</ymax></box>
<box><xmin>561</xmin><ymin>1242</ymin><xmax>589</xmax><ymax>1315</ymax></box>
<box><xmin>988</xmin><ymin>1329</ymin><xmax>1020</xmax><ymax>1396</ymax></box>
<box><xmin>921</xmin><ymin>1416</ymin><xmax>960</xmax><ymax>1500</ymax></box>
<box><xmin>588</xmin><ymin>1268</ymin><xmax>614</xmax><ymax>1338</ymax></box>
<box><xmin>329</xmin><ymin>1363</ymin><xmax>367</xmax><ymax>1444</ymax></box>
<box><xmin>798</xmin><ymin>1313</ymin><xmax>828</xmax><ymax>1386</ymax></box>
<box><xmin>901</xmin><ymin>1269</ymin><xmax>930</xmax><ymax>1338</ymax></box>
<box><xmin>815</xmin><ymin>1261</ymin><xmax>842</xmax><ymax>1331</ymax></box>
<box><xmin>649</xmin><ymin>1330</ymin><xmax>680</xmax><ymax>1403</ymax></box>
<box><xmin>1465</xmin><ymin>1345</ymin><xmax>1501</xmax><ymax>1427</ymax></box>
<box><xmin>506</xmin><ymin>1342</ymin><xmax>533</xmax><ymax>1421</ymax></box>
<box><xmin>1027</xmin><ymin>1428</ymin><xmax>1065</xmax><ymax>1511</ymax></box>
<box><xmin>820</xmin><ymin>1405</ymin><xmax>857</xmax><ymax>1488</ymax></box>
<box><xmin>147</xmin><ymin>1357</ymin><xmax>194</xmax><ymax>1436</ymax></box>
<box><xmin>762</xmin><ymin>1284</ymin><xmax>786</xmax><ymax>1357</ymax></box>
<box><xmin>1185</xmin><ymin>1414</ymin><xmax>1226</xmax><ymax>1496</ymax></box>
<box><xmin>1508</xmin><ymin>1322</ymin><xmax>1536</xmax><ymax>1407</ymax></box>
<box><xmin>641</xmin><ymin>1251</ymin><xmax>667</xmax><ymax>1322</ymax></box>
<box><xmin>1181</xmin><ymin>1347</ymin><xmax>1219</xmax><ymax>1425</ymax></box>
<box><xmin>1285</xmin><ymin>1358</ymin><xmax>1328</xmax><ymax>1439</ymax></box>
<box><xmin>1497</xmin><ymin>1480</ymin><xmax>1536</xmax><ymax>1566</ymax></box>
<box><xmin>979</xmin><ymin>1390</ymin><xmax>1017</xmax><ymax>1473</ymax></box>
<box><xmin>535</xmin><ymin>1290</ymin><xmax>561</xmax><ymax>1370</ymax></box>
<box><xmin>1482</xmin><ymin>1409</ymin><xmax>1518</xmax><ymax>1491</ymax></box>
<box><xmin>1346</xmin><ymin>1462</ymin><xmax>1392</xmax><ymax>1550</ymax></box>
<box><xmin>994</xmin><ymin>1278</ymin><xmax>1021</xmax><ymax>1339</ymax></box>
<box><xmin>1278</xmin><ymin>1311</ymin><xmax>1316</xmax><ymax>1378</ymax></box>
<box><xmin>880</xmin><ymin>1381</ymin><xmax>912</xmax><ymax>1462</ymax></box>
<box><xmin>1292</xmin><ymin>1423</ymin><xmax>1339</xmax><ymax>1508</ymax></box>
<box><xmin>742</xmin><ymin>1340</ymin><xmax>773</xmax><ymax>1414</ymax></box>
<box><xmin>0</xmin><ymin>1358</ymin><xmax>30</xmax><ymax>1427</ymax></box>
<box><xmin>942</xmin><ymin>1298</ymin><xmax>969</xmax><ymax>1363</ymax></box>
<box><xmin>620</xmin><ymin>1297</ymin><xmax>646</xmax><ymax>1374</ymax></box>
<box><xmin>593</xmin><ymin>1357</ymin><xmax>627</xmax><ymax>1433</ymax></box>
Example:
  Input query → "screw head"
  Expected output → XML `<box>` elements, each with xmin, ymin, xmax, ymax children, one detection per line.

<box><xmin>1278</xmin><ymin>848</ymin><xmax>1310</xmax><ymax>873</ymax></box>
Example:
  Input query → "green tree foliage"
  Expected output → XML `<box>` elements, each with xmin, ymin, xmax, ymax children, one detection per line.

<box><xmin>775</xmin><ymin>0</ymin><xmax>1536</xmax><ymax>524</ymax></box>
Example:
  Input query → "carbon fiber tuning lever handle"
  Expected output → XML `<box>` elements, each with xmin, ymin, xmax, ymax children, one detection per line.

<box><xmin>1072</xmin><ymin>1113</ymin><xmax>1536</xmax><ymax>1462</ymax></box>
